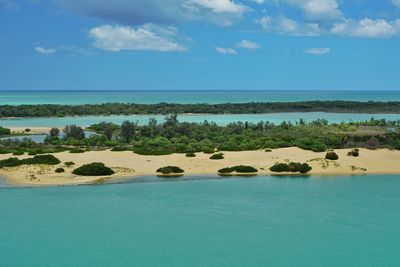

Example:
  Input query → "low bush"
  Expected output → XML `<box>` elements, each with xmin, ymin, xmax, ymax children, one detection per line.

<box><xmin>218</xmin><ymin>165</ymin><xmax>258</xmax><ymax>174</ymax></box>
<box><xmin>325</xmin><ymin>151</ymin><xmax>339</xmax><ymax>160</ymax></box>
<box><xmin>69</xmin><ymin>148</ymin><xmax>85</xmax><ymax>153</ymax></box>
<box><xmin>210</xmin><ymin>153</ymin><xmax>224</xmax><ymax>160</ymax></box>
<box><xmin>185</xmin><ymin>152</ymin><xmax>196</xmax><ymax>157</ymax></box>
<box><xmin>72</xmin><ymin>162</ymin><xmax>114</xmax><ymax>176</ymax></box>
<box><xmin>270</xmin><ymin>162</ymin><xmax>312</xmax><ymax>174</ymax></box>
<box><xmin>156</xmin><ymin>166</ymin><xmax>184</xmax><ymax>174</ymax></box>
<box><xmin>0</xmin><ymin>149</ymin><xmax>11</xmax><ymax>154</ymax></box>
<box><xmin>64</xmin><ymin>161</ymin><xmax>75</xmax><ymax>167</ymax></box>
<box><xmin>265</xmin><ymin>149</ymin><xmax>272</xmax><ymax>152</ymax></box>
<box><xmin>12</xmin><ymin>150</ymin><xmax>24</xmax><ymax>156</ymax></box>
<box><xmin>55</xmin><ymin>168</ymin><xmax>65</xmax><ymax>173</ymax></box>
<box><xmin>0</xmin><ymin>154</ymin><xmax>61</xmax><ymax>168</ymax></box>
<box><xmin>347</xmin><ymin>148</ymin><xmax>359</xmax><ymax>157</ymax></box>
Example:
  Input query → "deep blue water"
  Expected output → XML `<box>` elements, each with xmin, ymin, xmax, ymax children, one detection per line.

<box><xmin>2</xmin><ymin>90</ymin><xmax>400</xmax><ymax>105</ymax></box>
<box><xmin>0</xmin><ymin>174</ymin><xmax>399</xmax><ymax>267</ymax></box>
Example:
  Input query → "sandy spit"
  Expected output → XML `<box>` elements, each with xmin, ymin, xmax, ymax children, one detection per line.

<box><xmin>1</xmin><ymin>147</ymin><xmax>400</xmax><ymax>186</ymax></box>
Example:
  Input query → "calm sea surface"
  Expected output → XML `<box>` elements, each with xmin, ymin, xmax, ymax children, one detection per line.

<box><xmin>0</xmin><ymin>174</ymin><xmax>399</xmax><ymax>266</ymax></box>
<box><xmin>2</xmin><ymin>90</ymin><xmax>400</xmax><ymax>105</ymax></box>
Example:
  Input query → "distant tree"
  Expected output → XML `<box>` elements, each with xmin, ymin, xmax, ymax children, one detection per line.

<box><xmin>121</xmin><ymin>121</ymin><xmax>137</xmax><ymax>143</ymax></box>
<box><xmin>0</xmin><ymin>126</ymin><xmax>11</xmax><ymax>135</ymax></box>
<box><xmin>63</xmin><ymin>125</ymin><xmax>85</xmax><ymax>140</ymax></box>
<box><xmin>49</xmin><ymin>127</ymin><xmax>60</xmax><ymax>138</ymax></box>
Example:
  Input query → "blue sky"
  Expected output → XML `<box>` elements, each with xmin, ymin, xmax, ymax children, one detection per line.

<box><xmin>0</xmin><ymin>0</ymin><xmax>400</xmax><ymax>91</ymax></box>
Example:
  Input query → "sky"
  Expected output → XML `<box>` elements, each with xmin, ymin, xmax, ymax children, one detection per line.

<box><xmin>0</xmin><ymin>0</ymin><xmax>400</xmax><ymax>91</ymax></box>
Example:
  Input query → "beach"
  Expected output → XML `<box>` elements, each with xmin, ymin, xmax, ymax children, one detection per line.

<box><xmin>1</xmin><ymin>147</ymin><xmax>400</xmax><ymax>186</ymax></box>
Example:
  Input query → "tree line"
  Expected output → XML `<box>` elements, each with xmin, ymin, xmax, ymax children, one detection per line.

<box><xmin>2</xmin><ymin>101</ymin><xmax>400</xmax><ymax>117</ymax></box>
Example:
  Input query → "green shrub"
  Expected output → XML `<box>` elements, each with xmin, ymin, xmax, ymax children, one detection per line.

<box><xmin>64</xmin><ymin>161</ymin><xmax>75</xmax><ymax>167</ymax></box>
<box><xmin>270</xmin><ymin>162</ymin><xmax>312</xmax><ymax>174</ymax></box>
<box><xmin>202</xmin><ymin>148</ymin><xmax>215</xmax><ymax>154</ymax></box>
<box><xmin>218</xmin><ymin>165</ymin><xmax>258</xmax><ymax>174</ymax></box>
<box><xmin>325</xmin><ymin>151</ymin><xmax>339</xmax><ymax>160</ymax></box>
<box><xmin>0</xmin><ymin>155</ymin><xmax>61</xmax><ymax>168</ymax></box>
<box><xmin>265</xmin><ymin>149</ymin><xmax>272</xmax><ymax>152</ymax></box>
<box><xmin>12</xmin><ymin>150</ymin><xmax>24</xmax><ymax>156</ymax></box>
<box><xmin>28</xmin><ymin>151</ymin><xmax>37</xmax><ymax>156</ymax></box>
<box><xmin>72</xmin><ymin>162</ymin><xmax>114</xmax><ymax>176</ymax></box>
<box><xmin>0</xmin><ymin>126</ymin><xmax>11</xmax><ymax>136</ymax></box>
<box><xmin>210</xmin><ymin>153</ymin><xmax>224</xmax><ymax>160</ymax></box>
<box><xmin>0</xmin><ymin>149</ymin><xmax>11</xmax><ymax>154</ymax></box>
<box><xmin>156</xmin><ymin>166</ymin><xmax>184</xmax><ymax>174</ymax></box>
<box><xmin>69</xmin><ymin>148</ymin><xmax>85</xmax><ymax>153</ymax></box>
<box><xmin>185</xmin><ymin>152</ymin><xmax>196</xmax><ymax>157</ymax></box>
<box><xmin>55</xmin><ymin>168</ymin><xmax>65</xmax><ymax>173</ymax></box>
<box><xmin>347</xmin><ymin>148</ymin><xmax>359</xmax><ymax>157</ymax></box>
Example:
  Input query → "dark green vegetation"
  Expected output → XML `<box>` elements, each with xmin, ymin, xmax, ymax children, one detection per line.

<box><xmin>210</xmin><ymin>153</ymin><xmax>224</xmax><ymax>160</ymax></box>
<box><xmin>325</xmin><ymin>151</ymin><xmax>339</xmax><ymax>160</ymax></box>
<box><xmin>270</xmin><ymin>162</ymin><xmax>312</xmax><ymax>174</ymax></box>
<box><xmin>0</xmin><ymin>126</ymin><xmax>11</xmax><ymax>135</ymax></box>
<box><xmin>0</xmin><ymin>155</ymin><xmax>61</xmax><ymax>168</ymax></box>
<box><xmin>348</xmin><ymin>148</ymin><xmax>360</xmax><ymax>157</ymax></box>
<box><xmin>72</xmin><ymin>162</ymin><xmax>114</xmax><ymax>176</ymax></box>
<box><xmin>3</xmin><ymin>101</ymin><xmax>400</xmax><ymax>117</ymax></box>
<box><xmin>55</xmin><ymin>167</ymin><xmax>65</xmax><ymax>173</ymax></box>
<box><xmin>156</xmin><ymin>166</ymin><xmax>185</xmax><ymax>174</ymax></box>
<box><xmin>218</xmin><ymin>165</ymin><xmax>258</xmax><ymax>174</ymax></box>
<box><xmin>2</xmin><ymin>117</ymin><xmax>400</xmax><ymax>155</ymax></box>
<box><xmin>69</xmin><ymin>148</ymin><xmax>85</xmax><ymax>153</ymax></box>
<box><xmin>185</xmin><ymin>152</ymin><xmax>196</xmax><ymax>157</ymax></box>
<box><xmin>64</xmin><ymin>161</ymin><xmax>75</xmax><ymax>167</ymax></box>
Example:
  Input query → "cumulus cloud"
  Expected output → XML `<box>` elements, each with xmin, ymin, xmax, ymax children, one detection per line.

<box><xmin>281</xmin><ymin>0</ymin><xmax>342</xmax><ymax>21</ymax></box>
<box><xmin>257</xmin><ymin>15</ymin><xmax>321</xmax><ymax>36</ymax></box>
<box><xmin>59</xmin><ymin>0</ymin><xmax>248</xmax><ymax>26</ymax></box>
<box><xmin>237</xmin><ymin>39</ymin><xmax>260</xmax><ymax>49</ymax></box>
<box><xmin>35</xmin><ymin>46</ymin><xmax>56</xmax><ymax>54</ymax></box>
<box><xmin>306</xmin><ymin>47</ymin><xmax>330</xmax><ymax>55</ymax></box>
<box><xmin>88</xmin><ymin>24</ymin><xmax>187</xmax><ymax>52</ymax></box>
<box><xmin>392</xmin><ymin>0</ymin><xmax>400</xmax><ymax>8</ymax></box>
<box><xmin>215</xmin><ymin>47</ymin><xmax>237</xmax><ymax>54</ymax></box>
<box><xmin>331</xmin><ymin>18</ymin><xmax>400</xmax><ymax>38</ymax></box>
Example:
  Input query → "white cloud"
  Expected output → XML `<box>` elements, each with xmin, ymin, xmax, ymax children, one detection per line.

<box><xmin>59</xmin><ymin>0</ymin><xmax>249</xmax><ymax>27</ymax></box>
<box><xmin>306</xmin><ymin>47</ymin><xmax>330</xmax><ymax>55</ymax></box>
<box><xmin>88</xmin><ymin>24</ymin><xmax>187</xmax><ymax>52</ymax></box>
<box><xmin>284</xmin><ymin>0</ymin><xmax>342</xmax><ymax>20</ymax></box>
<box><xmin>215</xmin><ymin>47</ymin><xmax>237</xmax><ymax>54</ymax></box>
<box><xmin>331</xmin><ymin>18</ymin><xmax>400</xmax><ymax>38</ymax></box>
<box><xmin>237</xmin><ymin>39</ymin><xmax>260</xmax><ymax>49</ymax></box>
<box><xmin>35</xmin><ymin>46</ymin><xmax>56</xmax><ymax>54</ymax></box>
<box><xmin>392</xmin><ymin>0</ymin><xmax>400</xmax><ymax>8</ymax></box>
<box><xmin>257</xmin><ymin>15</ymin><xmax>321</xmax><ymax>36</ymax></box>
<box><xmin>184</xmin><ymin>0</ymin><xmax>247</xmax><ymax>13</ymax></box>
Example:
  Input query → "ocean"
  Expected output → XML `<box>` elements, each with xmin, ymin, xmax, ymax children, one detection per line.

<box><xmin>0</xmin><ymin>174</ymin><xmax>399</xmax><ymax>266</ymax></box>
<box><xmin>2</xmin><ymin>90</ymin><xmax>400</xmax><ymax>105</ymax></box>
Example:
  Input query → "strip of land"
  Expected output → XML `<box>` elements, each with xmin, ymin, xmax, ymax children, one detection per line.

<box><xmin>1</xmin><ymin>148</ymin><xmax>400</xmax><ymax>186</ymax></box>
<box><xmin>2</xmin><ymin>101</ymin><xmax>400</xmax><ymax>118</ymax></box>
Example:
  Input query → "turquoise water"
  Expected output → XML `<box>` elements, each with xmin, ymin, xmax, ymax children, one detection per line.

<box><xmin>1</xmin><ymin>112</ymin><xmax>400</xmax><ymax>128</ymax></box>
<box><xmin>2</xmin><ymin>90</ymin><xmax>400</xmax><ymax>105</ymax></box>
<box><xmin>0</xmin><ymin>174</ymin><xmax>399</xmax><ymax>266</ymax></box>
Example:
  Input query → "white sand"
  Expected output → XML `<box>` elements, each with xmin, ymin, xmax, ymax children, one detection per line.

<box><xmin>1</xmin><ymin>147</ymin><xmax>400</xmax><ymax>186</ymax></box>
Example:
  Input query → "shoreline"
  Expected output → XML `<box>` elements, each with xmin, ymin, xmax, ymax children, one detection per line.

<box><xmin>1</xmin><ymin>147</ymin><xmax>400</xmax><ymax>186</ymax></box>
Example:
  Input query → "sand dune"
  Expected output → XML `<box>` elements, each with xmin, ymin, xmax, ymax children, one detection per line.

<box><xmin>1</xmin><ymin>147</ymin><xmax>400</xmax><ymax>186</ymax></box>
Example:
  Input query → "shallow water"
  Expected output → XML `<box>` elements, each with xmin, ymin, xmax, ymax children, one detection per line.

<box><xmin>1</xmin><ymin>112</ymin><xmax>400</xmax><ymax>128</ymax></box>
<box><xmin>1</xmin><ymin>174</ymin><xmax>399</xmax><ymax>266</ymax></box>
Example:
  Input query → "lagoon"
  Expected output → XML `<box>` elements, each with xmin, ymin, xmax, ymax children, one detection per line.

<box><xmin>0</xmin><ymin>174</ymin><xmax>399</xmax><ymax>266</ymax></box>
<box><xmin>1</xmin><ymin>112</ymin><xmax>400</xmax><ymax>128</ymax></box>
